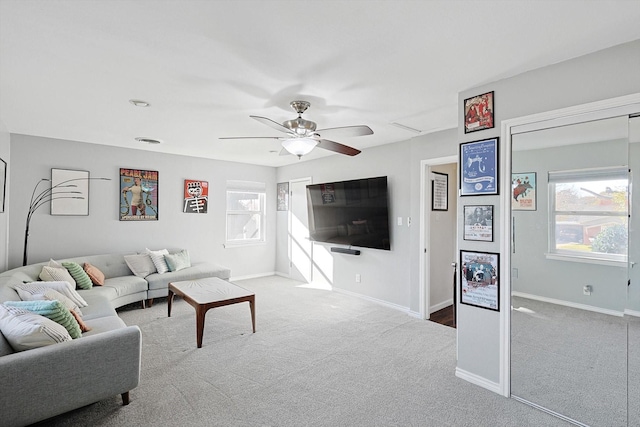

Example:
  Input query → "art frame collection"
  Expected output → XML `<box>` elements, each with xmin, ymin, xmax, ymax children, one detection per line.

<box><xmin>460</xmin><ymin>137</ymin><xmax>499</xmax><ymax>196</ymax></box>
<box><xmin>463</xmin><ymin>205</ymin><xmax>493</xmax><ymax>242</ymax></box>
<box><xmin>460</xmin><ymin>249</ymin><xmax>500</xmax><ymax>311</ymax></box>
<box><xmin>464</xmin><ymin>91</ymin><xmax>494</xmax><ymax>134</ymax></box>
<box><xmin>119</xmin><ymin>168</ymin><xmax>159</xmax><ymax>221</ymax></box>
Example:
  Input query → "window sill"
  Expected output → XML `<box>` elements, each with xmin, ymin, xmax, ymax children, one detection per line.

<box><xmin>545</xmin><ymin>252</ymin><xmax>627</xmax><ymax>267</ymax></box>
<box><xmin>223</xmin><ymin>241</ymin><xmax>266</xmax><ymax>249</ymax></box>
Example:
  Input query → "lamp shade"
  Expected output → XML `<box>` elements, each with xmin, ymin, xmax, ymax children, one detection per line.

<box><xmin>281</xmin><ymin>137</ymin><xmax>319</xmax><ymax>157</ymax></box>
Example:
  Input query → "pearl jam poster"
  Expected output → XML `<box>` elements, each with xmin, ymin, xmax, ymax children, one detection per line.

<box><xmin>183</xmin><ymin>179</ymin><xmax>208</xmax><ymax>213</ymax></box>
<box><xmin>460</xmin><ymin>250</ymin><xmax>499</xmax><ymax>311</ymax></box>
<box><xmin>120</xmin><ymin>168</ymin><xmax>158</xmax><ymax>221</ymax></box>
<box><xmin>460</xmin><ymin>137</ymin><xmax>499</xmax><ymax>196</ymax></box>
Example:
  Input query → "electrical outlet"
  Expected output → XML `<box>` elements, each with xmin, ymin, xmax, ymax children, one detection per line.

<box><xmin>355</xmin><ymin>274</ymin><xmax>361</xmax><ymax>283</ymax></box>
<box><xmin>583</xmin><ymin>285</ymin><xmax>592</xmax><ymax>295</ymax></box>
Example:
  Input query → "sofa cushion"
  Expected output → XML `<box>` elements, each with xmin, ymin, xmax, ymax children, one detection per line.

<box><xmin>15</xmin><ymin>281</ymin><xmax>88</xmax><ymax>308</ymax></box>
<box><xmin>146</xmin><ymin>248</ymin><xmax>170</xmax><ymax>274</ymax></box>
<box><xmin>83</xmin><ymin>262</ymin><xmax>105</xmax><ymax>285</ymax></box>
<box><xmin>82</xmin><ymin>315</ymin><xmax>127</xmax><ymax>336</ymax></box>
<box><xmin>19</xmin><ymin>288</ymin><xmax>84</xmax><ymax>317</ymax></box>
<box><xmin>145</xmin><ymin>262</ymin><xmax>231</xmax><ymax>291</ymax></box>
<box><xmin>0</xmin><ymin>304</ymin><xmax>72</xmax><ymax>351</ymax></box>
<box><xmin>124</xmin><ymin>254</ymin><xmax>156</xmax><ymax>278</ymax></box>
<box><xmin>165</xmin><ymin>249</ymin><xmax>191</xmax><ymax>272</ymax></box>
<box><xmin>62</xmin><ymin>261</ymin><xmax>93</xmax><ymax>290</ymax></box>
<box><xmin>4</xmin><ymin>300</ymin><xmax>82</xmax><ymax>339</ymax></box>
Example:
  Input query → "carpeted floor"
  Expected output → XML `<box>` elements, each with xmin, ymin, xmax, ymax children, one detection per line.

<box><xmin>34</xmin><ymin>276</ymin><xmax>570</xmax><ymax>426</ymax></box>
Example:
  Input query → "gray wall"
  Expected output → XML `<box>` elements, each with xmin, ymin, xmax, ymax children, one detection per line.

<box><xmin>457</xmin><ymin>39</ymin><xmax>640</xmax><ymax>384</ymax></box>
<box><xmin>7</xmin><ymin>134</ymin><xmax>277</xmax><ymax>277</ymax></box>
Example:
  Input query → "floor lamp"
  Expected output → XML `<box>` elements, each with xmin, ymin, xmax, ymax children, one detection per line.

<box><xmin>23</xmin><ymin>176</ymin><xmax>110</xmax><ymax>266</ymax></box>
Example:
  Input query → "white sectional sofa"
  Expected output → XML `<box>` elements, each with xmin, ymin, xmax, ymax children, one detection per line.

<box><xmin>0</xmin><ymin>250</ymin><xmax>230</xmax><ymax>427</ymax></box>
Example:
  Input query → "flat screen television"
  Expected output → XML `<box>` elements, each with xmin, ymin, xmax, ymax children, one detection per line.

<box><xmin>306</xmin><ymin>176</ymin><xmax>390</xmax><ymax>250</ymax></box>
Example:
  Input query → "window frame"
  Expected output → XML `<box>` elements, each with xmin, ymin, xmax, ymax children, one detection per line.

<box><xmin>225</xmin><ymin>183</ymin><xmax>266</xmax><ymax>246</ymax></box>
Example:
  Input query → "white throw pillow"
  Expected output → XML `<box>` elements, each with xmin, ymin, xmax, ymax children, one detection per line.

<box><xmin>39</xmin><ymin>265</ymin><xmax>76</xmax><ymax>288</ymax></box>
<box><xmin>145</xmin><ymin>248</ymin><xmax>170</xmax><ymax>274</ymax></box>
<box><xmin>0</xmin><ymin>305</ymin><xmax>72</xmax><ymax>352</ymax></box>
<box><xmin>124</xmin><ymin>254</ymin><xmax>157</xmax><ymax>278</ymax></box>
<box><xmin>15</xmin><ymin>281</ymin><xmax>88</xmax><ymax>308</ymax></box>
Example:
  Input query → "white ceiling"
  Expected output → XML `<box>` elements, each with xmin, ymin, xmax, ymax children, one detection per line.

<box><xmin>1</xmin><ymin>0</ymin><xmax>639</xmax><ymax>167</ymax></box>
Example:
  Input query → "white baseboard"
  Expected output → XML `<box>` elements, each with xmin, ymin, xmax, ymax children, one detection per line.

<box><xmin>274</xmin><ymin>271</ymin><xmax>290</xmax><ymax>279</ymax></box>
<box><xmin>332</xmin><ymin>287</ymin><xmax>414</xmax><ymax>316</ymax></box>
<box><xmin>230</xmin><ymin>271</ymin><xmax>276</xmax><ymax>281</ymax></box>
<box><xmin>624</xmin><ymin>308</ymin><xmax>640</xmax><ymax>318</ymax></box>
<box><xmin>512</xmin><ymin>291</ymin><xmax>625</xmax><ymax>317</ymax></box>
<box><xmin>455</xmin><ymin>368</ymin><xmax>502</xmax><ymax>395</ymax></box>
<box><xmin>430</xmin><ymin>298</ymin><xmax>453</xmax><ymax>314</ymax></box>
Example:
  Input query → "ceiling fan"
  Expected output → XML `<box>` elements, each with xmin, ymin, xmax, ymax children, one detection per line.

<box><xmin>220</xmin><ymin>101</ymin><xmax>373</xmax><ymax>158</ymax></box>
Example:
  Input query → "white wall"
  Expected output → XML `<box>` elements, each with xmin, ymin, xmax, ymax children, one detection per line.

<box><xmin>457</xmin><ymin>39</ymin><xmax>640</xmax><ymax>387</ymax></box>
<box><xmin>0</xmin><ymin>119</ymin><xmax>9</xmax><ymax>271</ymax></box>
<box><xmin>7</xmin><ymin>134</ymin><xmax>277</xmax><ymax>278</ymax></box>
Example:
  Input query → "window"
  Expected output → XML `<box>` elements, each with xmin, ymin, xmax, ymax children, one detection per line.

<box><xmin>226</xmin><ymin>181</ymin><xmax>266</xmax><ymax>245</ymax></box>
<box><xmin>549</xmin><ymin>167</ymin><xmax>628</xmax><ymax>263</ymax></box>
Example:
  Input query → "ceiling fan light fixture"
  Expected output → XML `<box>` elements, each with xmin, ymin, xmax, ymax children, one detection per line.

<box><xmin>281</xmin><ymin>137</ymin><xmax>318</xmax><ymax>158</ymax></box>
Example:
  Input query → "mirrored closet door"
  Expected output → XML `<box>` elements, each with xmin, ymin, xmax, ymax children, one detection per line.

<box><xmin>510</xmin><ymin>114</ymin><xmax>638</xmax><ymax>426</ymax></box>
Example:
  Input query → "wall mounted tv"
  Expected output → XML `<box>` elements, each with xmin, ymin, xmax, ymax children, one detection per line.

<box><xmin>306</xmin><ymin>176</ymin><xmax>390</xmax><ymax>251</ymax></box>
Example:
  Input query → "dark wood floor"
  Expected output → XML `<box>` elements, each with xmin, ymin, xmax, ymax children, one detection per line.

<box><xmin>429</xmin><ymin>305</ymin><xmax>456</xmax><ymax>328</ymax></box>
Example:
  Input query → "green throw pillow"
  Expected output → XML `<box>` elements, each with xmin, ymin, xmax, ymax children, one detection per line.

<box><xmin>4</xmin><ymin>300</ymin><xmax>82</xmax><ymax>339</ymax></box>
<box><xmin>164</xmin><ymin>250</ymin><xmax>191</xmax><ymax>272</ymax></box>
<box><xmin>62</xmin><ymin>261</ymin><xmax>93</xmax><ymax>290</ymax></box>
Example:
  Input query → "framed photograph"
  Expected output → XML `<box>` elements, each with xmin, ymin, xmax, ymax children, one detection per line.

<box><xmin>464</xmin><ymin>91</ymin><xmax>494</xmax><ymax>133</ymax></box>
<box><xmin>50</xmin><ymin>168</ymin><xmax>90</xmax><ymax>216</ymax></box>
<box><xmin>460</xmin><ymin>250</ymin><xmax>500</xmax><ymax>311</ymax></box>
<box><xmin>183</xmin><ymin>179</ymin><xmax>208</xmax><ymax>213</ymax></box>
<box><xmin>512</xmin><ymin>172</ymin><xmax>537</xmax><ymax>211</ymax></box>
<box><xmin>463</xmin><ymin>205</ymin><xmax>493</xmax><ymax>241</ymax></box>
<box><xmin>120</xmin><ymin>168</ymin><xmax>158</xmax><ymax>221</ymax></box>
<box><xmin>277</xmin><ymin>182</ymin><xmax>289</xmax><ymax>211</ymax></box>
<box><xmin>431</xmin><ymin>172</ymin><xmax>448</xmax><ymax>211</ymax></box>
<box><xmin>460</xmin><ymin>137</ymin><xmax>499</xmax><ymax>196</ymax></box>
<box><xmin>0</xmin><ymin>157</ymin><xmax>6</xmax><ymax>213</ymax></box>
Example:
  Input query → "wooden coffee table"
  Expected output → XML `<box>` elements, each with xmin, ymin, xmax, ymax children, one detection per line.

<box><xmin>168</xmin><ymin>277</ymin><xmax>255</xmax><ymax>348</ymax></box>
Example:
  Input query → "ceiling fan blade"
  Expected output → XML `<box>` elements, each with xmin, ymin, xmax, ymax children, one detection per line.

<box><xmin>250</xmin><ymin>115</ymin><xmax>293</xmax><ymax>134</ymax></box>
<box><xmin>315</xmin><ymin>125</ymin><xmax>373</xmax><ymax>139</ymax></box>
<box><xmin>317</xmin><ymin>139</ymin><xmax>361</xmax><ymax>156</ymax></box>
<box><xmin>218</xmin><ymin>136</ymin><xmax>283</xmax><ymax>140</ymax></box>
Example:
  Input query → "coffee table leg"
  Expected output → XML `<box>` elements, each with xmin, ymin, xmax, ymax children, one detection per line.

<box><xmin>248</xmin><ymin>297</ymin><xmax>256</xmax><ymax>333</ymax></box>
<box><xmin>196</xmin><ymin>306</ymin><xmax>207</xmax><ymax>348</ymax></box>
<box><xmin>168</xmin><ymin>289</ymin><xmax>174</xmax><ymax>317</ymax></box>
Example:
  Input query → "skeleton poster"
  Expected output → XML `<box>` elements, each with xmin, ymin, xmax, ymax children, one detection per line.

<box><xmin>120</xmin><ymin>168</ymin><xmax>158</xmax><ymax>221</ymax></box>
<box><xmin>183</xmin><ymin>179</ymin><xmax>208</xmax><ymax>213</ymax></box>
<box><xmin>460</xmin><ymin>250</ymin><xmax>499</xmax><ymax>311</ymax></box>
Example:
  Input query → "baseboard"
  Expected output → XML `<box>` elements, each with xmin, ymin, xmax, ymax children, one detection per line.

<box><xmin>230</xmin><ymin>271</ymin><xmax>276</xmax><ymax>281</ymax></box>
<box><xmin>455</xmin><ymin>367</ymin><xmax>502</xmax><ymax>395</ymax></box>
<box><xmin>624</xmin><ymin>308</ymin><xmax>640</xmax><ymax>318</ymax></box>
<box><xmin>274</xmin><ymin>271</ymin><xmax>290</xmax><ymax>279</ymax></box>
<box><xmin>512</xmin><ymin>291</ymin><xmax>624</xmax><ymax>317</ymax></box>
<box><xmin>332</xmin><ymin>287</ymin><xmax>414</xmax><ymax>316</ymax></box>
<box><xmin>430</xmin><ymin>298</ymin><xmax>453</xmax><ymax>314</ymax></box>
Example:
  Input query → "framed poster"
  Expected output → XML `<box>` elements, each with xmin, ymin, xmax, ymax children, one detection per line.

<box><xmin>460</xmin><ymin>137</ymin><xmax>499</xmax><ymax>196</ymax></box>
<box><xmin>321</xmin><ymin>183</ymin><xmax>335</xmax><ymax>204</ymax></box>
<box><xmin>463</xmin><ymin>205</ymin><xmax>493</xmax><ymax>241</ymax></box>
<box><xmin>277</xmin><ymin>182</ymin><xmax>289</xmax><ymax>211</ymax></box>
<box><xmin>464</xmin><ymin>91</ymin><xmax>494</xmax><ymax>133</ymax></box>
<box><xmin>460</xmin><ymin>250</ymin><xmax>500</xmax><ymax>311</ymax></box>
<box><xmin>431</xmin><ymin>172</ymin><xmax>448</xmax><ymax>211</ymax></box>
<box><xmin>120</xmin><ymin>168</ymin><xmax>158</xmax><ymax>221</ymax></box>
<box><xmin>512</xmin><ymin>172</ymin><xmax>536</xmax><ymax>211</ymax></box>
<box><xmin>50</xmin><ymin>168</ymin><xmax>89</xmax><ymax>216</ymax></box>
<box><xmin>184</xmin><ymin>179</ymin><xmax>208</xmax><ymax>213</ymax></box>
<box><xmin>0</xmin><ymin>157</ymin><xmax>6</xmax><ymax>213</ymax></box>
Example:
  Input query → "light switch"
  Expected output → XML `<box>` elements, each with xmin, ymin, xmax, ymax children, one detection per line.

<box><xmin>397</xmin><ymin>216</ymin><xmax>403</xmax><ymax>226</ymax></box>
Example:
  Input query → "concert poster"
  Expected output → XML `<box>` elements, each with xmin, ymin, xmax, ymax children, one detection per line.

<box><xmin>120</xmin><ymin>168</ymin><xmax>158</xmax><ymax>221</ymax></box>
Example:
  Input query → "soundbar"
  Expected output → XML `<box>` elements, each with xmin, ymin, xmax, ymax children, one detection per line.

<box><xmin>330</xmin><ymin>247</ymin><xmax>361</xmax><ymax>256</ymax></box>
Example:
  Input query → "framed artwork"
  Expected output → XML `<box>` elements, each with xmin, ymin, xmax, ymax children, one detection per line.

<box><xmin>120</xmin><ymin>168</ymin><xmax>158</xmax><ymax>221</ymax></box>
<box><xmin>0</xmin><ymin>157</ymin><xmax>6</xmax><ymax>213</ymax></box>
<box><xmin>512</xmin><ymin>172</ymin><xmax>537</xmax><ymax>211</ymax></box>
<box><xmin>277</xmin><ymin>182</ymin><xmax>289</xmax><ymax>211</ymax></box>
<box><xmin>321</xmin><ymin>183</ymin><xmax>335</xmax><ymax>204</ymax></box>
<box><xmin>431</xmin><ymin>172</ymin><xmax>448</xmax><ymax>211</ymax></box>
<box><xmin>460</xmin><ymin>250</ymin><xmax>500</xmax><ymax>312</ymax></box>
<box><xmin>460</xmin><ymin>137</ymin><xmax>499</xmax><ymax>196</ymax></box>
<box><xmin>50</xmin><ymin>168</ymin><xmax>90</xmax><ymax>216</ymax></box>
<box><xmin>464</xmin><ymin>91</ymin><xmax>494</xmax><ymax>133</ymax></box>
<box><xmin>463</xmin><ymin>205</ymin><xmax>493</xmax><ymax>241</ymax></box>
<box><xmin>184</xmin><ymin>179</ymin><xmax>208</xmax><ymax>213</ymax></box>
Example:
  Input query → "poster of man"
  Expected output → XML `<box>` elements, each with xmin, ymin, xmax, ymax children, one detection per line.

<box><xmin>183</xmin><ymin>179</ymin><xmax>208</xmax><ymax>213</ymax></box>
<box><xmin>120</xmin><ymin>168</ymin><xmax>158</xmax><ymax>221</ymax></box>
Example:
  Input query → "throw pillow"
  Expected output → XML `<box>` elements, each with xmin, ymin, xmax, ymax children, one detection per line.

<box><xmin>39</xmin><ymin>265</ymin><xmax>76</xmax><ymax>288</ymax></box>
<box><xmin>0</xmin><ymin>304</ymin><xmax>72</xmax><ymax>352</ymax></box>
<box><xmin>124</xmin><ymin>254</ymin><xmax>157</xmax><ymax>278</ymax></box>
<box><xmin>164</xmin><ymin>250</ymin><xmax>191</xmax><ymax>272</ymax></box>
<box><xmin>62</xmin><ymin>261</ymin><xmax>93</xmax><ymax>290</ymax></box>
<box><xmin>39</xmin><ymin>289</ymin><xmax>83</xmax><ymax>317</ymax></box>
<box><xmin>83</xmin><ymin>263</ymin><xmax>105</xmax><ymax>286</ymax></box>
<box><xmin>15</xmin><ymin>281</ymin><xmax>88</xmax><ymax>308</ymax></box>
<box><xmin>4</xmin><ymin>300</ymin><xmax>82</xmax><ymax>339</ymax></box>
<box><xmin>145</xmin><ymin>248</ymin><xmax>170</xmax><ymax>274</ymax></box>
<box><xmin>70</xmin><ymin>309</ymin><xmax>92</xmax><ymax>332</ymax></box>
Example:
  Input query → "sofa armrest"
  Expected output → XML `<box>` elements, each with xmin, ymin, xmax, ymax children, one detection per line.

<box><xmin>0</xmin><ymin>325</ymin><xmax>142</xmax><ymax>427</ymax></box>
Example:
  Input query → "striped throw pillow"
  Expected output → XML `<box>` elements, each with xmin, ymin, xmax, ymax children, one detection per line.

<box><xmin>4</xmin><ymin>300</ymin><xmax>82</xmax><ymax>339</ymax></box>
<box><xmin>146</xmin><ymin>248</ymin><xmax>170</xmax><ymax>274</ymax></box>
<box><xmin>62</xmin><ymin>261</ymin><xmax>93</xmax><ymax>290</ymax></box>
<box><xmin>15</xmin><ymin>281</ymin><xmax>88</xmax><ymax>308</ymax></box>
<box><xmin>0</xmin><ymin>304</ymin><xmax>72</xmax><ymax>352</ymax></box>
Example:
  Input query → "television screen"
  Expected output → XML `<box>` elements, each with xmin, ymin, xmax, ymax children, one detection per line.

<box><xmin>306</xmin><ymin>176</ymin><xmax>390</xmax><ymax>250</ymax></box>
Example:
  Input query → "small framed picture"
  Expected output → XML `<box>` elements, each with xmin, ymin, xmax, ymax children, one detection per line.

<box><xmin>512</xmin><ymin>172</ymin><xmax>536</xmax><ymax>211</ymax></box>
<box><xmin>463</xmin><ymin>205</ymin><xmax>493</xmax><ymax>241</ymax></box>
<box><xmin>120</xmin><ymin>168</ymin><xmax>158</xmax><ymax>221</ymax></box>
<box><xmin>431</xmin><ymin>172</ymin><xmax>448</xmax><ymax>211</ymax></box>
<box><xmin>464</xmin><ymin>91</ymin><xmax>494</xmax><ymax>133</ymax></box>
<box><xmin>460</xmin><ymin>137</ymin><xmax>499</xmax><ymax>196</ymax></box>
<box><xmin>50</xmin><ymin>168</ymin><xmax>90</xmax><ymax>216</ymax></box>
<box><xmin>460</xmin><ymin>250</ymin><xmax>500</xmax><ymax>312</ymax></box>
<box><xmin>183</xmin><ymin>180</ymin><xmax>208</xmax><ymax>213</ymax></box>
<box><xmin>277</xmin><ymin>182</ymin><xmax>289</xmax><ymax>211</ymax></box>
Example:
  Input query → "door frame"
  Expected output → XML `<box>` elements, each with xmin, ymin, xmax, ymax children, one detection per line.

<box><xmin>420</xmin><ymin>155</ymin><xmax>458</xmax><ymax>320</ymax></box>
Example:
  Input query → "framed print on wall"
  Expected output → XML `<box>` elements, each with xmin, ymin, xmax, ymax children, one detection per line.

<box><xmin>120</xmin><ymin>168</ymin><xmax>158</xmax><ymax>221</ymax></box>
<box><xmin>460</xmin><ymin>137</ymin><xmax>499</xmax><ymax>196</ymax></box>
<box><xmin>50</xmin><ymin>168</ymin><xmax>90</xmax><ymax>216</ymax></box>
<box><xmin>464</xmin><ymin>91</ymin><xmax>494</xmax><ymax>133</ymax></box>
<box><xmin>463</xmin><ymin>205</ymin><xmax>493</xmax><ymax>241</ymax></box>
<box><xmin>512</xmin><ymin>172</ymin><xmax>537</xmax><ymax>211</ymax></box>
<box><xmin>277</xmin><ymin>182</ymin><xmax>289</xmax><ymax>211</ymax></box>
<box><xmin>183</xmin><ymin>179</ymin><xmax>208</xmax><ymax>213</ymax></box>
<box><xmin>460</xmin><ymin>250</ymin><xmax>500</xmax><ymax>311</ymax></box>
<box><xmin>431</xmin><ymin>172</ymin><xmax>448</xmax><ymax>211</ymax></box>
